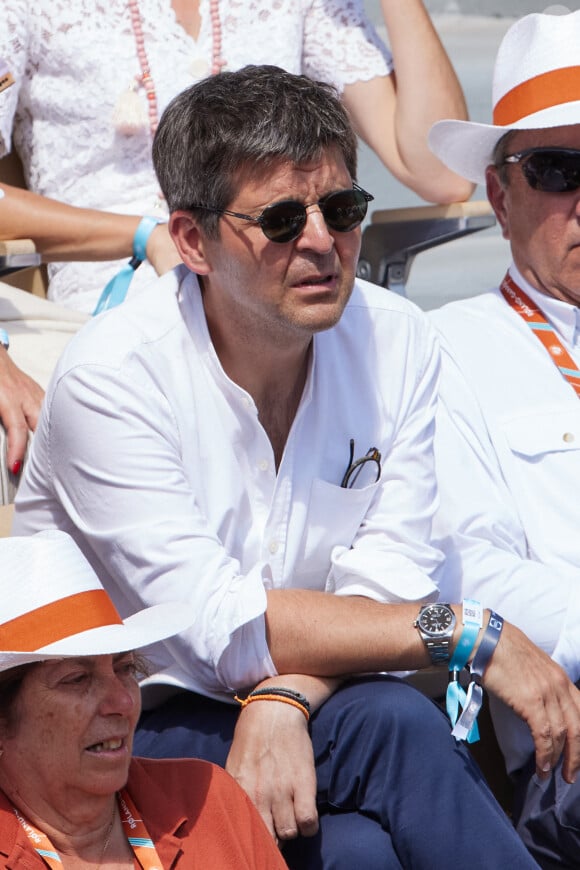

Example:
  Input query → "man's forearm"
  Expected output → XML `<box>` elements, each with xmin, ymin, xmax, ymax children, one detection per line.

<box><xmin>265</xmin><ymin>589</ymin><xmax>435</xmax><ymax>675</ymax></box>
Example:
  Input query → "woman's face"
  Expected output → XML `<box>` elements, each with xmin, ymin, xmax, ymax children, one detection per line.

<box><xmin>0</xmin><ymin>653</ymin><xmax>141</xmax><ymax>813</ymax></box>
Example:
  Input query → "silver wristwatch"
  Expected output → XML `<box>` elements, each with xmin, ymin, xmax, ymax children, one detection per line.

<box><xmin>414</xmin><ymin>603</ymin><xmax>456</xmax><ymax>666</ymax></box>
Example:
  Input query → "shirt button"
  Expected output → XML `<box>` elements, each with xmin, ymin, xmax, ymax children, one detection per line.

<box><xmin>563</xmin><ymin>432</ymin><xmax>575</xmax><ymax>443</ymax></box>
<box><xmin>258</xmin><ymin>459</ymin><xmax>269</xmax><ymax>471</ymax></box>
<box><xmin>268</xmin><ymin>540</ymin><xmax>279</xmax><ymax>555</ymax></box>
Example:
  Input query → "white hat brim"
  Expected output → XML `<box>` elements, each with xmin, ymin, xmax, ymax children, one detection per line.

<box><xmin>429</xmin><ymin>100</ymin><xmax>580</xmax><ymax>185</ymax></box>
<box><xmin>0</xmin><ymin>601</ymin><xmax>194</xmax><ymax>673</ymax></box>
<box><xmin>428</xmin><ymin>120</ymin><xmax>504</xmax><ymax>185</ymax></box>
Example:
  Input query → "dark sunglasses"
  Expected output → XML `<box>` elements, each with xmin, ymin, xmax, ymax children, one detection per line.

<box><xmin>502</xmin><ymin>147</ymin><xmax>580</xmax><ymax>193</ymax></box>
<box><xmin>191</xmin><ymin>183</ymin><xmax>374</xmax><ymax>243</ymax></box>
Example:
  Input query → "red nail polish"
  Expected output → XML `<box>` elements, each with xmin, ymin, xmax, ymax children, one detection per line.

<box><xmin>11</xmin><ymin>460</ymin><xmax>22</xmax><ymax>475</ymax></box>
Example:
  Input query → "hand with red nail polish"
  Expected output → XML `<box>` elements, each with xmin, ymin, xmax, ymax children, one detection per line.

<box><xmin>0</xmin><ymin>349</ymin><xmax>44</xmax><ymax>473</ymax></box>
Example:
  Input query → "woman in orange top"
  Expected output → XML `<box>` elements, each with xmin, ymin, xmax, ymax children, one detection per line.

<box><xmin>0</xmin><ymin>531</ymin><xmax>287</xmax><ymax>869</ymax></box>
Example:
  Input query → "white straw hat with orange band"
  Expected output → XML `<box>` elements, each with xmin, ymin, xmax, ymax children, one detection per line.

<box><xmin>0</xmin><ymin>530</ymin><xmax>194</xmax><ymax>672</ymax></box>
<box><xmin>428</xmin><ymin>8</ymin><xmax>580</xmax><ymax>184</ymax></box>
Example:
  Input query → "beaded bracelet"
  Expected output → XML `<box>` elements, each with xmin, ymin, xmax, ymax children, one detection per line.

<box><xmin>451</xmin><ymin>610</ymin><xmax>504</xmax><ymax>742</ymax></box>
<box><xmin>235</xmin><ymin>687</ymin><xmax>311</xmax><ymax>722</ymax></box>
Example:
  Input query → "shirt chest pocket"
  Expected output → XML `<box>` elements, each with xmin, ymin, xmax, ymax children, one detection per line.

<box><xmin>502</xmin><ymin>410</ymin><xmax>580</xmax><ymax>460</ymax></box>
<box><xmin>292</xmin><ymin>477</ymin><xmax>378</xmax><ymax>588</ymax></box>
<box><xmin>500</xmin><ymin>409</ymin><xmax>580</xmax><ymax>561</ymax></box>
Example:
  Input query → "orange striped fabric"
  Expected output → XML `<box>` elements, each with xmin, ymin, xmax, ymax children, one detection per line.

<box><xmin>0</xmin><ymin>589</ymin><xmax>123</xmax><ymax>651</ymax></box>
<box><xmin>501</xmin><ymin>273</ymin><xmax>580</xmax><ymax>398</ymax></box>
<box><xmin>494</xmin><ymin>66</ymin><xmax>580</xmax><ymax>127</ymax></box>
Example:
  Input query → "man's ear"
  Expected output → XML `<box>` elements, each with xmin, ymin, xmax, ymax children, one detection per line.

<box><xmin>486</xmin><ymin>165</ymin><xmax>510</xmax><ymax>242</ymax></box>
<box><xmin>169</xmin><ymin>211</ymin><xmax>211</xmax><ymax>275</ymax></box>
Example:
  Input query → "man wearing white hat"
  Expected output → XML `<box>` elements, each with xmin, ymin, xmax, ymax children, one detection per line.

<box><xmin>429</xmin><ymin>8</ymin><xmax>580</xmax><ymax>866</ymax></box>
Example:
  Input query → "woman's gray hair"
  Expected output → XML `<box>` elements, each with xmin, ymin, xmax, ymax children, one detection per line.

<box><xmin>153</xmin><ymin>64</ymin><xmax>359</xmax><ymax>237</ymax></box>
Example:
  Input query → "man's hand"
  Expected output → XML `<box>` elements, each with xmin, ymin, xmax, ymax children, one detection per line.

<box><xmin>483</xmin><ymin>621</ymin><xmax>580</xmax><ymax>783</ymax></box>
<box><xmin>0</xmin><ymin>349</ymin><xmax>44</xmax><ymax>471</ymax></box>
<box><xmin>226</xmin><ymin>696</ymin><xmax>319</xmax><ymax>842</ymax></box>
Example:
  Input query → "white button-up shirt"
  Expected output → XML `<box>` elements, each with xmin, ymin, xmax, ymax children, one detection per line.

<box><xmin>14</xmin><ymin>266</ymin><xmax>443</xmax><ymax>701</ymax></box>
<box><xmin>431</xmin><ymin>263</ymin><xmax>580</xmax><ymax>772</ymax></box>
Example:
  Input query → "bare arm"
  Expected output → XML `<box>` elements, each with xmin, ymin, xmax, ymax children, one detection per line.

<box><xmin>265</xmin><ymin>589</ymin><xmax>580</xmax><ymax>784</ymax></box>
<box><xmin>0</xmin><ymin>183</ymin><xmax>180</xmax><ymax>272</ymax></box>
<box><xmin>225</xmin><ymin>591</ymin><xmax>580</xmax><ymax>841</ymax></box>
<box><xmin>226</xmin><ymin>674</ymin><xmax>339</xmax><ymax>841</ymax></box>
<box><xmin>343</xmin><ymin>0</ymin><xmax>473</xmax><ymax>202</ymax></box>
<box><xmin>0</xmin><ymin>184</ymin><xmax>180</xmax><ymax>461</ymax></box>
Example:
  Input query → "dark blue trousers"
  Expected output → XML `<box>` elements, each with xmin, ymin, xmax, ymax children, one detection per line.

<box><xmin>134</xmin><ymin>675</ymin><xmax>537</xmax><ymax>869</ymax></box>
<box><xmin>513</xmin><ymin>755</ymin><xmax>580</xmax><ymax>869</ymax></box>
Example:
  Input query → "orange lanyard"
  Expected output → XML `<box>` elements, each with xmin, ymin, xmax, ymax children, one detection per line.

<box><xmin>117</xmin><ymin>788</ymin><xmax>164</xmax><ymax>869</ymax></box>
<box><xmin>13</xmin><ymin>789</ymin><xmax>163</xmax><ymax>869</ymax></box>
<box><xmin>500</xmin><ymin>272</ymin><xmax>580</xmax><ymax>397</ymax></box>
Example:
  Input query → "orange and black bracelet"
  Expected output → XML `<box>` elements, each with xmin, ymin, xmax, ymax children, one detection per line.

<box><xmin>234</xmin><ymin>686</ymin><xmax>311</xmax><ymax>721</ymax></box>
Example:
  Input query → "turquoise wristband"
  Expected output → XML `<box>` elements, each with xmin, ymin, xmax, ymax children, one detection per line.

<box><xmin>449</xmin><ymin>598</ymin><xmax>482</xmax><ymax>672</ymax></box>
<box><xmin>451</xmin><ymin>610</ymin><xmax>504</xmax><ymax>743</ymax></box>
<box><xmin>449</xmin><ymin>621</ymin><xmax>480</xmax><ymax>672</ymax></box>
<box><xmin>93</xmin><ymin>216</ymin><xmax>162</xmax><ymax>315</ymax></box>
<box><xmin>0</xmin><ymin>328</ymin><xmax>9</xmax><ymax>350</ymax></box>
<box><xmin>447</xmin><ymin>599</ymin><xmax>483</xmax><ymax>744</ymax></box>
<box><xmin>131</xmin><ymin>215</ymin><xmax>162</xmax><ymax>261</ymax></box>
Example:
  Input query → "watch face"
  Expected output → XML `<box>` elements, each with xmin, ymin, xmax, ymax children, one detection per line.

<box><xmin>418</xmin><ymin>604</ymin><xmax>454</xmax><ymax>636</ymax></box>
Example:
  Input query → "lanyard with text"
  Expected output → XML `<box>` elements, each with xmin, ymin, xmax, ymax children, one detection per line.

<box><xmin>13</xmin><ymin>788</ymin><xmax>163</xmax><ymax>869</ymax></box>
<box><xmin>118</xmin><ymin>787</ymin><xmax>164</xmax><ymax>869</ymax></box>
<box><xmin>500</xmin><ymin>272</ymin><xmax>580</xmax><ymax>397</ymax></box>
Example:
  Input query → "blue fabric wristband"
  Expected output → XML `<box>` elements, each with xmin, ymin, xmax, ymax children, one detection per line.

<box><xmin>451</xmin><ymin>610</ymin><xmax>504</xmax><ymax>742</ymax></box>
<box><xmin>93</xmin><ymin>216</ymin><xmax>162</xmax><ymax>315</ymax></box>
<box><xmin>446</xmin><ymin>599</ymin><xmax>482</xmax><ymax>743</ymax></box>
<box><xmin>0</xmin><ymin>328</ymin><xmax>9</xmax><ymax>350</ymax></box>
<box><xmin>449</xmin><ymin>622</ymin><xmax>479</xmax><ymax>672</ymax></box>
<box><xmin>132</xmin><ymin>216</ymin><xmax>161</xmax><ymax>261</ymax></box>
<box><xmin>470</xmin><ymin>610</ymin><xmax>504</xmax><ymax>684</ymax></box>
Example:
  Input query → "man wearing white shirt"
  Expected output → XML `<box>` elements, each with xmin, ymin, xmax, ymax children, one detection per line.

<box><xmin>429</xmin><ymin>10</ymin><xmax>580</xmax><ymax>866</ymax></box>
<box><xmin>12</xmin><ymin>64</ymin><xmax>575</xmax><ymax>869</ymax></box>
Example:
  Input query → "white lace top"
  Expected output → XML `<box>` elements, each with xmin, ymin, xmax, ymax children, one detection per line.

<box><xmin>0</xmin><ymin>0</ymin><xmax>391</xmax><ymax>312</ymax></box>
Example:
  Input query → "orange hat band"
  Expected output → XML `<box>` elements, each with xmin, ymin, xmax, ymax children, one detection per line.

<box><xmin>0</xmin><ymin>589</ymin><xmax>123</xmax><ymax>652</ymax></box>
<box><xmin>493</xmin><ymin>65</ymin><xmax>580</xmax><ymax>127</ymax></box>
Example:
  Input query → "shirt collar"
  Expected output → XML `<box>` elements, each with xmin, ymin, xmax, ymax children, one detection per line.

<box><xmin>509</xmin><ymin>262</ymin><xmax>580</xmax><ymax>347</ymax></box>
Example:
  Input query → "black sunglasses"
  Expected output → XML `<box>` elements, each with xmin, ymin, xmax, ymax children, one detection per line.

<box><xmin>502</xmin><ymin>147</ymin><xmax>580</xmax><ymax>193</ymax></box>
<box><xmin>191</xmin><ymin>183</ymin><xmax>374</xmax><ymax>243</ymax></box>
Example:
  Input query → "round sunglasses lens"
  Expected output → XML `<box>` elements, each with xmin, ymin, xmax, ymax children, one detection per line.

<box><xmin>322</xmin><ymin>190</ymin><xmax>368</xmax><ymax>232</ymax></box>
<box><xmin>524</xmin><ymin>152</ymin><xmax>580</xmax><ymax>193</ymax></box>
<box><xmin>261</xmin><ymin>203</ymin><xmax>306</xmax><ymax>242</ymax></box>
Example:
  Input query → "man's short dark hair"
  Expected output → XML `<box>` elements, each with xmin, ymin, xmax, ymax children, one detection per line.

<box><xmin>153</xmin><ymin>64</ymin><xmax>359</xmax><ymax>237</ymax></box>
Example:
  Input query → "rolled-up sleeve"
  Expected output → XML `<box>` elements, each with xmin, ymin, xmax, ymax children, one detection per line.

<box><xmin>41</xmin><ymin>363</ymin><xmax>276</xmax><ymax>694</ymax></box>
